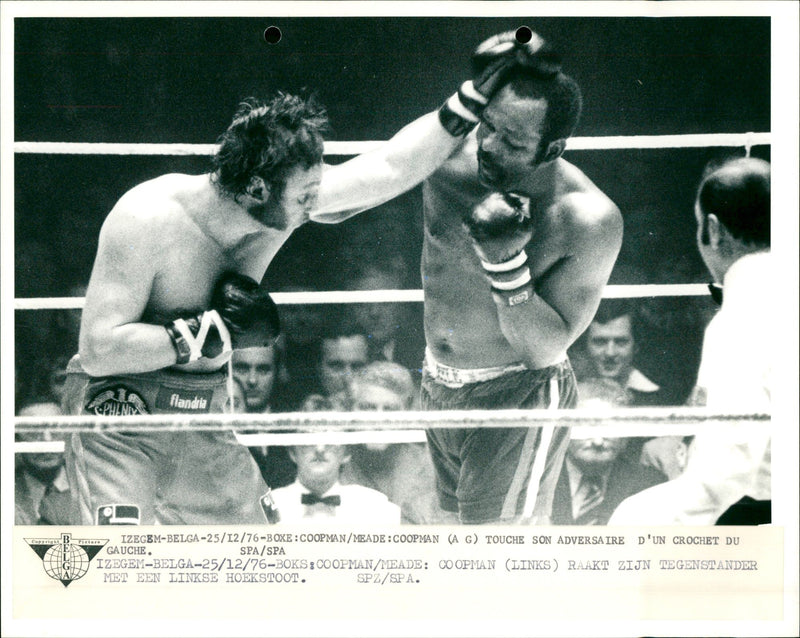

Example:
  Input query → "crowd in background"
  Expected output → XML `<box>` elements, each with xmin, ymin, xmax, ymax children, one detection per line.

<box><xmin>15</xmin><ymin>236</ymin><xmax>718</xmax><ymax>526</ymax></box>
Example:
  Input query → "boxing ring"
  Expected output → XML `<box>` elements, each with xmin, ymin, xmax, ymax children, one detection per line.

<box><xmin>13</xmin><ymin>130</ymin><xmax>771</xmax><ymax>454</ymax></box>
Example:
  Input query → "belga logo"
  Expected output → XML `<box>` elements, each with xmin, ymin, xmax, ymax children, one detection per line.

<box><xmin>25</xmin><ymin>533</ymin><xmax>108</xmax><ymax>587</ymax></box>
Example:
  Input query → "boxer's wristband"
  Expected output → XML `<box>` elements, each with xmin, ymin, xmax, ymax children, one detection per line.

<box><xmin>165</xmin><ymin>322</ymin><xmax>192</xmax><ymax>365</ymax></box>
<box><xmin>438</xmin><ymin>81</ymin><xmax>488</xmax><ymax>137</ymax></box>
<box><xmin>481</xmin><ymin>250</ymin><xmax>535</xmax><ymax>307</ymax></box>
<box><xmin>491</xmin><ymin>281</ymin><xmax>535</xmax><ymax>307</ymax></box>
<box><xmin>165</xmin><ymin>310</ymin><xmax>232</xmax><ymax>364</ymax></box>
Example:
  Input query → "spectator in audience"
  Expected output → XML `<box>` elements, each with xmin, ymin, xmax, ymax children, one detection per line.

<box><xmin>551</xmin><ymin>378</ymin><xmax>668</xmax><ymax>525</ymax></box>
<box><xmin>340</xmin><ymin>362</ymin><xmax>437</xmax><ymax>519</ymax></box>
<box><xmin>223</xmin><ymin>376</ymin><xmax>248</xmax><ymax>414</ymax></box>
<box><xmin>270</xmin><ymin>440</ymin><xmax>400</xmax><ymax>524</ymax></box>
<box><xmin>581</xmin><ymin>299</ymin><xmax>666</xmax><ymax>406</ymax></box>
<box><xmin>45</xmin><ymin>351</ymin><xmax>72</xmax><ymax>409</ymax></box>
<box><xmin>637</xmin><ymin>253</ymin><xmax>716</xmax><ymax>405</ymax></box>
<box><xmin>578</xmin><ymin>298</ymin><xmax>687</xmax><ymax>478</ymax></box>
<box><xmin>347</xmin><ymin>261</ymin><xmax>425</xmax><ymax>374</ymax></box>
<box><xmin>232</xmin><ymin>346</ymin><xmax>277</xmax><ymax>413</ymax></box>
<box><xmin>231</xmin><ymin>348</ymin><xmax>295</xmax><ymax>489</ymax></box>
<box><xmin>275</xmin><ymin>284</ymin><xmax>327</xmax><ymax>410</ymax></box>
<box><xmin>316</xmin><ymin>318</ymin><xmax>369</xmax><ymax>408</ymax></box>
<box><xmin>15</xmin><ymin>401</ymin><xmax>73</xmax><ymax>525</ymax></box>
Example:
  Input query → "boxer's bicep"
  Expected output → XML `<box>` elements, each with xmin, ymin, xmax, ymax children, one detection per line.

<box><xmin>534</xmin><ymin>199</ymin><xmax>622</xmax><ymax>341</ymax></box>
<box><xmin>79</xmin><ymin>211</ymin><xmax>165</xmax><ymax>374</ymax></box>
<box><xmin>83</xmin><ymin>213</ymin><xmax>155</xmax><ymax>331</ymax></box>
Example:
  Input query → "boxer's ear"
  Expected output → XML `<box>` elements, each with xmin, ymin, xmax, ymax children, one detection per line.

<box><xmin>246</xmin><ymin>176</ymin><xmax>269</xmax><ymax>202</ymax></box>
<box><xmin>541</xmin><ymin>139</ymin><xmax>566</xmax><ymax>163</ymax></box>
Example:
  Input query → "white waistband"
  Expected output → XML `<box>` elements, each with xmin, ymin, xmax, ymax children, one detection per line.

<box><xmin>424</xmin><ymin>348</ymin><xmax>528</xmax><ymax>388</ymax></box>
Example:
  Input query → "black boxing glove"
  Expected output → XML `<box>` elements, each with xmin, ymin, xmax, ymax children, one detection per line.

<box><xmin>438</xmin><ymin>29</ymin><xmax>562</xmax><ymax>138</ymax></box>
<box><xmin>471</xmin><ymin>29</ymin><xmax>561</xmax><ymax>82</ymax></box>
<box><xmin>464</xmin><ymin>192</ymin><xmax>536</xmax><ymax>307</ymax></box>
<box><xmin>165</xmin><ymin>272</ymin><xmax>280</xmax><ymax>365</ymax></box>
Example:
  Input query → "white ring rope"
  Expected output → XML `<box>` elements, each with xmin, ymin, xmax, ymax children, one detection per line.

<box><xmin>15</xmin><ymin>133</ymin><xmax>765</xmax><ymax>453</ymax></box>
<box><xmin>14</xmin><ymin>132</ymin><xmax>769</xmax><ymax>156</ymax></box>
<box><xmin>14</xmin><ymin>409</ymin><xmax>770</xmax><ymax>454</ymax></box>
<box><xmin>14</xmin><ymin>284</ymin><xmax>712</xmax><ymax>311</ymax></box>
<box><xmin>14</xmin><ymin>407</ymin><xmax>769</xmax><ymax>433</ymax></box>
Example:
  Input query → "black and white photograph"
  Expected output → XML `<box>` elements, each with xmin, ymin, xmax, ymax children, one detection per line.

<box><xmin>3</xmin><ymin>1</ymin><xmax>798</xmax><ymax>635</ymax></box>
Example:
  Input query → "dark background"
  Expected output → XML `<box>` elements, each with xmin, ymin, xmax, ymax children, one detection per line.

<box><xmin>14</xmin><ymin>16</ymin><xmax>771</xmax><ymax>402</ymax></box>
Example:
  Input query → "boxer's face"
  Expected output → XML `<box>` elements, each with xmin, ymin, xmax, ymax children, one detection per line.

<box><xmin>232</xmin><ymin>347</ymin><xmax>276</xmax><ymax>412</ymax></box>
<box><xmin>252</xmin><ymin>163</ymin><xmax>322</xmax><ymax>231</ymax></box>
<box><xmin>586</xmin><ymin>316</ymin><xmax>635</xmax><ymax>383</ymax></box>
<box><xmin>476</xmin><ymin>85</ymin><xmax>547</xmax><ymax>191</ymax></box>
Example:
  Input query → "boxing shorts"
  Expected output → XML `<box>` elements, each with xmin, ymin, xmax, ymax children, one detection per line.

<box><xmin>62</xmin><ymin>355</ymin><xmax>271</xmax><ymax>525</ymax></box>
<box><xmin>421</xmin><ymin>350</ymin><xmax>576</xmax><ymax>524</ymax></box>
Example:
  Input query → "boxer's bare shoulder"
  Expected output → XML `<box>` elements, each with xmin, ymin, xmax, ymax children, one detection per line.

<box><xmin>105</xmin><ymin>173</ymin><xmax>205</xmax><ymax>240</ymax></box>
<box><xmin>531</xmin><ymin>160</ymin><xmax>621</xmax><ymax>259</ymax></box>
<box><xmin>91</xmin><ymin>174</ymin><xmax>230</xmax><ymax>322</ymax></box>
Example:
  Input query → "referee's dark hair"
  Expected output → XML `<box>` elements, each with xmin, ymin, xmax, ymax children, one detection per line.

<box><xmin>697</xmin><ymin>157</ymin><xmax>770</xmax><ymax>248</ymax></box>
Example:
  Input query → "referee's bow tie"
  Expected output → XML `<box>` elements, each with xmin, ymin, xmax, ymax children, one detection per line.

<box><xmin>301</xmin><ymin>493</ymin><xmax>341</xmax><ymax>506</ymax></box>
<box><xmin>708</xmin><ymin>282</ymin><xmax>723</xmax><ymax>306</ymax></box>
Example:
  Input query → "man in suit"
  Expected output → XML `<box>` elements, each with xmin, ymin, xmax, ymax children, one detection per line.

<box><xmin>551</xmin><ymin>378</ymin><xmax>667</xmax><ymax>525</ymax></box>
<box><xmin>15</xmin><ymin>402</ymin><xmax>74</xmax><ymax>525</ymax></box>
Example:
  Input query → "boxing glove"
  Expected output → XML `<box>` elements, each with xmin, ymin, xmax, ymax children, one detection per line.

<box><xmin>464</xmin><ymin>192</ymin><xmax>536</xmax><ymax>307</ymax></box>
<box><xmin>438</xmin><ymin>29</ymin><xmax>562</xmax><ymax>137</ymax></box>
<box><xmin>165</xmin><ymin>272</ymin><xmax>280</xmax><ymax>365</ymax></box>
<box><xmin>471</xmin><ymin>29</ymin><xmax>561</xmax><ymax>83</ymax></box>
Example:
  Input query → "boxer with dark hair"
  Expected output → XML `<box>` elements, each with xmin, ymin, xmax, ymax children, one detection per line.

<box><xmin>63</xmin><ymin>39</ymin><xmax>521</xmax><ymax>525</ymax></box>
<box><xmin>315</xmin><ymin>29</ymin><xmax>622</xmax><ymax>524</ymax></box>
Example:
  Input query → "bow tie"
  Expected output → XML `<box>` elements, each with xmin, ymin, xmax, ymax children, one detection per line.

<box><xmin>301</xmin><ymin>493</ymin><xmax>341</xmax><ymax>507</ymax></box>
<box><xmin>708</xmin><ymin>283</ymin><xmax>724</xmax><ymax>306</ymax></box>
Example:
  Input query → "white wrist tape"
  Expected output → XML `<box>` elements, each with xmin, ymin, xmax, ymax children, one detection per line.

<box><xmin>171</xmin><ymin>310</ymin><xmax>232</xmax><ymax>362</ymax></box>
<box><xmin>480</xmin><ymin>250</ymin><xmax>528</xmax><ymax>273</ymax></box>
<box><xmin>445</xmin><ymin>92</ymin><xmax>479</xmax><ymax>123</ymax></box>
<box><xmin>489</xmin><ymin>268</ymin><xmax>532</xmax><ymax>291</ymax></box>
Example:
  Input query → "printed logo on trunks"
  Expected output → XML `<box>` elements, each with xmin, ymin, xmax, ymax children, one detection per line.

<box><xmin>85</xmin><ymin>385</ymin><xmax>150</xmax><ymax>416</ymax></box>
<box><xmin>97</xmin><ymin>504</ymin><xmax>141</xmax><ymax>525</ymax></box>
<box><xmin>155</xmin><ymin>386</ymin><xmax>214</xmax><ymax>412</ymax></box>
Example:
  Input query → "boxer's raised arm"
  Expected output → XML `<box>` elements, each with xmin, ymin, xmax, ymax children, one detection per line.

<box><xmin>310</xmin><ymin>31</ymin><xmax>534</xmax><ymax>223</ymax></box>
<box><xmin>310</xmin><ymin>111</ymin><xmax>466</xmax><ymax>223</ymax></box>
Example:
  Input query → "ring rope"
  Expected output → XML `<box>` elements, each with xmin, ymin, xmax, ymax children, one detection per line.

<box><xmin>14</xmin><ymin>132</ymin><xmax>769</xmax><ymax>156</ymax></box>
<box><xmin>14</xmin><ymin>409</ymin><xmax>771</xmax><ymax>454</ymax></box>
<box><xmin>14</xmin><ymin>408</ymin><xmax>769</xmax><ymax>433</ymax></box>
<box><xmin>14</xmin><ymin>430</ymin><xmax>430</xmax><ymax>454</ymax></box>
<box><xmin>14</xmin><ymin>283</ymin><xmax>713</xmax><ymax>311</ymax></box>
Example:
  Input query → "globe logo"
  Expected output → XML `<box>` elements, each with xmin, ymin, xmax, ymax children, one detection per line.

<box><xmin>26</xmin><ymin>533</ymin><xmax>107</xmax><ymax>587</ymax></box>
<box><xmin>43</xmin><ymin>543</ymin><xmax>90</xmax><ymax>582</ymax></box>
